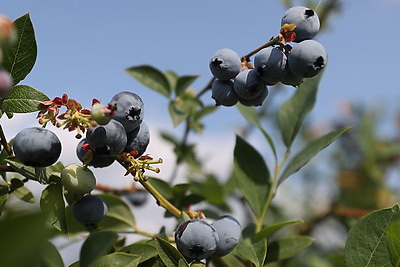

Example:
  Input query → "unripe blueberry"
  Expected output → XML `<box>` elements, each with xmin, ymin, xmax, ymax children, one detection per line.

<box><xmin>72</xmin><ymin>195</ymin><xmax>107</xmax><ymax>227</ymax></box>
<box><xmin>211</xmin><ymin>79</ymin><xmax>239</xmax><ymax>107</ymax></box>
<box><xmin>209</xmin><ymin>48</ymin><xmax>242</xmax><ymax>81</ymax></box>
<box><xmin>212</xmin><ymin>215</ymin><xmax>241</xmax><ymax>257</ymax></box>
<box><xmin>281</xmin><ymin>6</ymin><xmax>320</xmax><ymax>42</ymax></box>
<box><xmin>175</xmin><ymin>219</ymin><xmax>219</xmax><ymax>260</ymax></box>
<box><xmin>109</xmin><ymin>91</ymin><xmax>144</xmax><ymax>133</ymax></box>
<box><xmin>0</xmin><ymin>15</ymin><xmax>17</xmax><ymax>47</ymax></box>
<box><xmin>86</xmin><ymin>119</ymin><xmax>127</xmax><ymax>156</ymax></box>
<box><xmin>12</xmin><ymin>127</ymin><xmax>62</xmax><ymax>167</ymax></box>
<box><xmin>0</xmin><ymin>68</ymin><xmax>13</xmax><ymax>98</ymax></box>
<box><xmin>288</xmin><ymin>40</ymin><xmax>327</xmax><ymax>78</ymax></box>
<box><xmin>254</xmin><ymin>47</ymin><xmax>288</xmax><ymax>85</ymax></box>
<box><xmin>233</xmin><ymin>69</ymin><xmax>266</xmax><ymax>100</ymax></box>
<box><xmin>76</xmin><ymin>139</ymin><xmax>115</xmax><ymax>168</ymax></box>
<box><xmin>124</xmin><ymin>122</ymin><xmax>150</xmax><ymax>158</ymax></box>
<box><xmin>90</xmin><ymin>103</ymin><xmax>112</xmax><ymax>125</ymax></box>
<box><xmin>61</xmin><ymin>164</ymin><xmax>96</xmax><ymax>195</ymax></box>
<box><xmin>239</xmin><ymin>86</ymin><xmax>269</xmax><ymax>107</ymax></box>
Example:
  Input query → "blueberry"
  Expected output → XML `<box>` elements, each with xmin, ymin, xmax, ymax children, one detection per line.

<box><xmin>175</xmin><ymin>219</ymin><xmax>219</xmax><ymax>260</ymax></box>
<box><xmin>280</xmin><ymin>69</ymin><xmax>304</xmax><ymax>87</ymax></box>
<box><xmin>61</xmin><ymin>164</ymin><xmax>96</xmax><ymax>195</ymax></box>
<box><xmin>287</xmin><ymin>40</ymin><xmax>327</xmax><ymax>78</ymax></box>
<box><xmin>125</xmin><ymin>190</ymin><xmax>148</xmax><ymax>206</ymax></box>
<box><xmin>72</xmin><ymin>195</ymin><xmax>107</xmax><ymax>227</ymax></box>
<box><xmin>233</xmin><ymin>69</ymin><xmax>266</xmax><ymax>100</ymax></box>
<box><xmin>90</xmin><ymin>103</ymin><xmax>112</xmax><ymax>125</ymax></box>
<box><xmin>109</xmin><ymin>91</ymin><xmax>144</xmax><ymax>133</ymax></box>
<box><xmin>76</xmin><ymin>139</ymin><xmax>115</xmax><ymax>168</ymax></box>
<box><xmin>124</xmin><ymin>122</ymin><xmax>150</xmax><ymax>158</ymax></box>
<box><xmin>86</xmin><ymin>119</ymin><xmax>127</xmax><ymax>156</ymax></box>
<box><xmin>0</xmin><ymin>68</ymin><xmax>13</xmax><ymax>98</ymax></box>
<box><xmin>211</xmin><ymin>79</ymin><xmax>239</xmax><ymax>107</ymax></box>
<box><xmin>209</xmin><ymin>48</ymin><xmax>242</xmax><ymax>81</ymax></box>
<box><xmin>281</xmin><ymin>6</ymin><xmax>320</xmax><ymax>42</ymax></box>
<box><xmin>211</xmin><ymin>215</ymin><xmax>241</xmax><ymax>257</ymax></box>
<box><xmin>254</xmin><ymin>47</ymin><xmax>288</xmax><ymax>85</ymax></box>
<box><xmin>239</xmin><ymin>86</ymin><xmax>269</xmax><ymax>107</ymax></box>
<box><xmin>12</xmin><ymin>127</ymin><xmax>61</xmax><ymax>167</ymax></box>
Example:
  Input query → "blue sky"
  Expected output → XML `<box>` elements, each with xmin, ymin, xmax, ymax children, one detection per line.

<box><xmin>2</xmin><ymin>0</ymin><xmax>400</xmax><ymax>264</ymax></box>
<box><xmin>2</xmin><ymin>0</ymin><xmax>400</xmax><ymax>131</ymax></box>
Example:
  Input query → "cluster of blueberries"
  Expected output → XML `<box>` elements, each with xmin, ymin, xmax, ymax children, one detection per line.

<box><xmin>11</xmin><ymin>91</ymin><xmax>150</xmax><ymax>227</ymax></box>
<box><xmin>175</xmin><ymin>215</ymin><xmax>241</xmax><ymax>261</ymax></box>
<box><xmin>209</xmin><ymin>6</ymin><xmax>326</xmax><ymax>107</ymax></box>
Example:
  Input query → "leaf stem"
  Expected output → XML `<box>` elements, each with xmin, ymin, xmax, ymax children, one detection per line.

<box><xmin>0</xmin><ymin>125</ymin><xmax>13</xmax><ymax>156</ymax></box>
<box><xmin>242</xmin><ymin>36</ymin><xmax>280</xmax><ymax>60</ymax></box>
<box><xmin>256</xmin><ymin>148</ymin><xmax>290</xmax><ymax>232</ymax></box>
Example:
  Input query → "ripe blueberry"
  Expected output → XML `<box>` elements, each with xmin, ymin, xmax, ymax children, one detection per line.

<box><xmin>233</xmin><ymin>69</ymin><xmax>266</xmax><ymax>100</ymax></box>
<box><xmin>175</xmin><ymin>219</ymin><xmax>219</xmax><ymax>260</ymax></box>
<box><xmin>211</xmin><ymin>215</ymin><xmax>241</xmax><ymax>257</ymax></box>
<box><xmin>125</xmin><ymin>190</ymin><xmax>148</xmax><ymax>206</ymax></box>
<box><xmin>72</xmin><ymin>195</ymin><xmax>107</xmax><ymax>227</ymax></box>
<box><xmin>76</xmin><ymin>139</ymin><xmax>115</xmax><ymax>168</ymax></box>
<box><xmin>211</xmin><ymin>79</ymin><xmax>239</xmax><ymax>107</ymax></box>
<box><xmin>12</xmin><ymin>127</ymin><xmax>62</xmax><ymax>167</ymax></box>
<box><xmin>288</xmin><ymin>40</ymin><xmax>327</xmax><ymax>78</ymax></box>
<box><xmin>281</xmin><ymin>6</ymin><xmax>320</xmax><ymax>42</ymax></box>
<box><xmin>124</xmin><ymin>122</ymin><xmax>150</xmax><ymax>158</ymax></box>
<box><xmin>0</xmin><ymin>68</ymin><xmax>13</xmax><ymax>98</ymax></box>
<box><xmin>239</xmin><ymin>86</ymin><xmax>269</xmax><ymax>107</ymax></box>
<box><xmin>86</xmin><ymin>119</ymin><xmax>127</xmax><ymax>156</ymax></box>
<box><xmin>109</xmin><ymin>91</ymin><xmax>144</xmax><ymax>133</ymax></box>
<box><xmin>254</xmin><ymin>47</ymin><xmax>288</xmax><ymax>85</ymax></box>
<box><xmin>61</xmin><ymin>164</ymin><xmax>96</xmax><ymax>195</ymax></box>
<box><xmin>209</xmin><ymin>48</ymin><xmax>242</xmax><ymax>81</ymax></box>
<box><xmin>280</xmin><ymin>69</ymin><xmax>304</xmax><ymax>87</ymax></box>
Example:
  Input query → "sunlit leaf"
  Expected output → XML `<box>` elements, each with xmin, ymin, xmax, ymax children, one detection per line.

<box><xmin>387</xmin><ymin>221</ymin><xmax>400</xmax><ymax>267</ymax></box>
<box><xmin>279</xmin><ymin>127</ymin><xmax>352</xmax><ymax>185</ymax></box>
<box><xmin>126</xmin><ymin>65</ymin><xmax>170</xmax><ymax>98</ymax></box>
<box><xmin>265</xmin><ymin>235</ymin><xmax>315</xmax><ymax>263</ymax></box>
<box><xmin>345</xmin><ymin>204</ymin><xmax>400</xmax><ymax>267</ymax></box>
<box><xmin>2</xmin><ymin>13</ymin><xmax>37</xmax><ymax>85</ymax></box>
<box><xmin>2</xmin><ymin>85</ymin><xmax>49</xmax><ymax>113</ymax></box>
<box><xmin>233</xmin><ymin>135</ymin><xmax>270</xmax><ymax>219</ymax></box>
<box><xmin>277</xmin><ymin>73</ymin><xmax>322</xmax><ymax>147</ymax></box>
<box><xmin>236</xmin><ymin>238</ymin><xmax>267</xmax><ymax>267</ymax></box>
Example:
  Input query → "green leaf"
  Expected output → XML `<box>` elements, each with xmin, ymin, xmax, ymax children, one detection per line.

<box><xmin>164</xmin><ymin>70</ymin><xmax>179</xmax><ymax>91</ymax></box>
<box><xmin>97</xmin><ymin>193</ymin><xmax>136</xmax><ymax>229</ymax></box>
<box><xmin>12</xmin><ymin>183</ymin><xmax>35</xmax><ymax>203</ymax></box>
<box><xmin>237</xmin><ymin>103</ymin><xmax>277</xmax><ymax>161</ymax></box>
<box><xmin>233</xmin><ymin>135</ymin><xmax>270</xmax><ymax>219</ymax></box>
<box><xmin>254</xmin><ymin>219</ymin><xmax>304</xmax><ymax>241</ymax></box>
<box><xmin>80</xmin><ymin>231</ymin><xmax>119</xmax><ymax>267</ymax></box>
<box><xmin>2</xmin><ymin>85</ymin><xmax>49</xmax><ymax>113</ymax></box>
<box><xmin>175</xmin><ymin>75</ymin><xmax>198</xmax><ymax>97</ymax></box>
<box><xmin>236</xmin><ymin>238</ymin><xmax>268</xmax><ymax>267</ymax></box>
<box><xmin>277</xmin><ymin>73</ymin><xmax>322</xmax><ymax>148</ymax></box>
<box><xmin>0</xmin><ymin>191</ymin><xmax>8</xmax><ymax>215</ymax></box>
<box><xmin>345</xmin><ymin>204</ymin><xmax>400</xmax><ymax>267</ymax></box>
<box><xmin>91</xmin><ymin>252</ymin><xmax>141</xmax><ymax>267</ymax></box>
<box><xmin>265</xmin><ymin>235</ymin><xmax>315</xmax><ymax>263</ymax></box>
<box><xmin>40</xmin><ymin>183</ymin><xmax>68</xmax><ymax>233</ymax></box>
<box><xmin>0</xmin><ymin>212</ymin><xmax>48</xmax><ymax>267</ymax></box>
<box><xmin>154</xmin><ymin>236</ymin><xmax>189</xmax><ymax>266</ymax></box>
<box><xmin>126</xmin><ymin>65</ymin><xmax>170</xmax><ymax>98</ymax></box>
<box><xmin>120</xmin><ymin>243</ymin><xmax>158</xmax><ymax>263</ymax></box>
<box><xmin>148</xmin><ymin>177</ymin><xmax>173</xmax><ymax>200</ymax></box>
<box><xmin>279</xmin><ymin>127</ymin><xmax>352</xmax><ymax>185</ymax></box>
<box><xmin>2</xmin><ymin>13</ymin><xmax>37</xmax><ymax>85</ymax></box>
<box><xmin>38</xmin><ymin>240</ymin><xmax>65</xmax><ymax>267</ymax></box>
<box><xmin>168</xmin><ymin>100</ymin><xmax>189</xmax><ymax>127</ymax></box>
<box><xmin>387</xmin><ymin>221</ymin><xmax>400</xmax><ymax>267</ymax></box>
<box><xmin>5</xmin><ymin>157</ymin><xmax>54</xmax><ymax>184</ymax></box>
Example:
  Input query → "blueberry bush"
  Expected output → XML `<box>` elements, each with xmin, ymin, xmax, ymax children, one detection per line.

<box><xmin>0</xmin><ymin>1</ymin><xmax>399</xmax><ymax>266</ymax></box>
